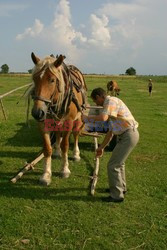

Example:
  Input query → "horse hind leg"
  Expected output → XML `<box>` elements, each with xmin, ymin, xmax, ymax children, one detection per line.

<box><xmin>52</xmin><ymin>132</ymin><xmax>62</xmax><ymax>158</ymax></box>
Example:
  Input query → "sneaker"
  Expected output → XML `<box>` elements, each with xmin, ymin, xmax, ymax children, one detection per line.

<box><xmin>102</xmin><ymin>196</ymin><xmax>124</xmax><ymax>203</ymax></box>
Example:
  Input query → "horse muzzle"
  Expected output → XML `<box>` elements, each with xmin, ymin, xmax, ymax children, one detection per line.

<box><xmin>31</xmin><ymin>106</ymin><xmax>47</xmax><ymax>121</ymax></box>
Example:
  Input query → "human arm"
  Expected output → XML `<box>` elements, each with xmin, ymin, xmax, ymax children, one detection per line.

<box><xmin>81</xmin><ymin>113</ymin><xmax>109</xmax><ymax>122</ymax></box>
<box><xmin>96</xmin><ymin>130</ymin><xmax>113</xmax><ymax>158</ymax></box>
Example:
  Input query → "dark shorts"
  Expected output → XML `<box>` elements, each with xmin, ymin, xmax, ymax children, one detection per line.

<box><xmin>149</xmin><ymin>86</ymin><xmax>152</xmax><ymax>93</ymax></box>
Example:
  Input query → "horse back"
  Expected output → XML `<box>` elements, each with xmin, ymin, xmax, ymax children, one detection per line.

<box><xmin>107</xmin><ymin>80</ymin><xmax>120</xmax><ymax>95</ymax></box>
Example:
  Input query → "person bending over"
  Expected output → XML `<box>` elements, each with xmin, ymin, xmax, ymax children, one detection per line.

<box><xmin>82</xmin><ymin>88</ymin><xmax>139</xmax><ymax>203</ymax></box>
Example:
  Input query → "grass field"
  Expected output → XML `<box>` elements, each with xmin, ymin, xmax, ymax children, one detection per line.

<box><xmin>0</xmin><ymin>74</ymin><xmax>167</xmax><ymax>249</ymax></box>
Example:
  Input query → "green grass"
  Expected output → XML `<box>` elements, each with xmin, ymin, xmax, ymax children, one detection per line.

<box><xmin>0</xmin><ymin>75</ymin><xmax>167</xmax><ymax>249</ymax></box>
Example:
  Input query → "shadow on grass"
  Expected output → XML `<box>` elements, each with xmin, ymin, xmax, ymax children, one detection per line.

<box><xmin>0</xmin><ymin>173</ymin><xmax>102</xmax><ymax>202</ymax></box>
<box><xmin>0</xmin><ymin>150</ymin><xmax>40</xmax><ymax>159</ymax></box>
<box><xmin>0</xmin><ymin>146</ymin><xmax>102</xmax><ymax>202</ymax></box>
<box><xmin>80</xmin><ymin>152</ymin><xmax>94</xmax><ymax>172</ymax></box>
<box><xmin>6</xmin><ymin>121</ymin><xmax>42</xmax><ymax>147</ymax></box>
<box><xmin>6</xmin><ymin>121</ymin><xmax>97</xmax><ymax>152</ymax></box>
<box><xmin>1</xmin><ymin>150</ymin><xmax>94</xmax><ymax>190</ymax></box>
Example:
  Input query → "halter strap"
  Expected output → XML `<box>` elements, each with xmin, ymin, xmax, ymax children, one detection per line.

<box><xmin>32</xmin><ymin>95</ymin><xmax>52</xmax><ymax>104</ymax></box>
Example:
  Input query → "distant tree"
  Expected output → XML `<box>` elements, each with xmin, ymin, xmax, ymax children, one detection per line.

<box><xmin>28</xmin><ymin>69</ymin><xmax>33</xmax><ymax>74</ymax></box>
<box><xmin>1</xmin><ymin>64</ymin><xmax>9</xmax><ymax>73</ymax></box>
<box><xmin>125</xmin><ymin>67</ymin><xmax>136</xmax><ymax>75</ymax></box>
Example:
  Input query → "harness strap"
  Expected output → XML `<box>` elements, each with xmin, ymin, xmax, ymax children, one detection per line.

<box><xmin>68</xmin><ymin>68</ymin><xmax>87</xmax><ymax>111</ymax></box>
<box><xmin>71</xmin><ymin>93</ymin><xmax>82</xmax><ymax>112</ymax></box>
<box><xmin>32</xmin><ymin>95</ymin><xmax>52</xmax><ymax>103</ymax></box>
<box><xmin>72</xmin><ymin>80</ymin><xmax>81</xmax><ymax>92</ymax></box>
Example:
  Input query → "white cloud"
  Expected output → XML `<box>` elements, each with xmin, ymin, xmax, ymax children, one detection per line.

<box><xmin>98</xmin><ymin>2</ymin><xmax>145</xmax><ymax>19</ymax></box>
<box><xmin>16</xmin><ymin>19</ymin><xmax>44</xmax><ymax>40</ymax></box>
<box><xmin>89</xmin><ymin>14</ymin><xmax>111</xmax><ymax>47</ymax></box>
<box><xmin>13</xmin><ymin>0</ymin><xmax>167</xmax><ymax>74</ymax></box>
<box><xmin>52</xmin><ymin>0</ymin><xmax>87</xmax><ymax>46</ymax></box>
<box><xmin>43</xmin><ymin>0</ymin><xmax>87</xmax><ymax>63</ymax></box>
<box><xmin>0</xmin><ymin>3</ymin><xmax>28</xmax><ymax>17</ymax></box>
<box><xmin>15</xmin><ymin>0</ymin><xmax>87</xmax><ymax>63</ymax></box>
<box><xmin>96</xmin><ymin>2</ymin><xmax>145</xmax><ymax>52</ymax></box>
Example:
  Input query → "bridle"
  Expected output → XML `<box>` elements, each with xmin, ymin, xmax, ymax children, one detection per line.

<box><xmin>32</xmin><ymin>63</ymin><xmax>86</xmax><ymax>121</ymax></box>
<box><xmin>32</xmin><ymin>95</ymin><xmax>52</xmax><ymax>104</ymax></box>
<box><xmin>32</xmin><ymin>64</ymin><xmax>63</xmax><ymax>104</ymax></box>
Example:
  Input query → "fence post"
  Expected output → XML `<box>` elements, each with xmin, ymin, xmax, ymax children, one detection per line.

<box><xmin>0</xmin><ymin>99</ymin><xmax>7</xmax><ymax>120</ymax></box>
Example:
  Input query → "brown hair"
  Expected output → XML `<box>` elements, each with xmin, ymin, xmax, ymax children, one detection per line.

<box><xmin>91</xmin><ymin>88</ymin><xmax>107</xmax><ymax>99</ymax></box>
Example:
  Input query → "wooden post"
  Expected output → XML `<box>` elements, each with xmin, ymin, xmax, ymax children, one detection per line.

<box><xmin>10</xmin><ymin>152</ymin><xmax>44</xmax><ymax>183</ymax></box>
<box><xmin>86</xmin><ymin>105</ymin><xmax>103</xmax><ymax>110</ymax></box>
<box><xmin>0</xmin><ymin>99</ymin><xmax>7</xmax><ymax>120</ymax></box>
<box><xmin>0</xmin><ymin>83</ymin><xmax>33</xmax><ymax>99</ymax></box>
<box><xmin>26</xmin><ymin>95</ymin><xmax>31</xmax><ymax>127</ymax></box>
<box><xmin>91</xmin><ymin>136</ymin><xmax>100</xmax><ymax>196</ymax></box>
<box><xmin>0</xmin><ymin>83</ymin><xmax>33</xmax><ymax>121</ymax></box>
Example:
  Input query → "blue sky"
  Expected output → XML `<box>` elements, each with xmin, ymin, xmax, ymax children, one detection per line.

<box><xmin>0</xmin><ymin>0</ymin><xmax>167</xmax><ymax>75</ymax></box>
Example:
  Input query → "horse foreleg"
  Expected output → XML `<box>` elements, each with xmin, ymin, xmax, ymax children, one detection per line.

<box><xmin>72</xmin><ymin>130</ymin><xmax>81</xmax><ymax>161</ymax></box>
<box><xmin>60</xmin><ymin>132</ymin><xmax>71</xmax><ymax>178</ymax></box>
<box><xmin>39</xmin><ymin>127</ymin><xmax>52</xmax><ymax>185</ymax></box>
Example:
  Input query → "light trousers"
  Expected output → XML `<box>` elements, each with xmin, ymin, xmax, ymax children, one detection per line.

<box><xmin>107</xmin><ymin>128</ymin><xmax>139</xmax><ymax>199</ymax></box>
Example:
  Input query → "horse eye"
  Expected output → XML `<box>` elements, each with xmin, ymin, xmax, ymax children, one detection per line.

<box><xmin>50</xmin><ymin>78</ymin><xmax>55</xmax><ymax>83</ymax></box>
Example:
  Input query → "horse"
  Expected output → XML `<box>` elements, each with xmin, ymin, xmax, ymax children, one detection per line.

<box><xmin>107</xmin><ymin>80</ymin><xmax>121</xmax><ymax>96</ymax></box>
<box><xmin>30</xmin><ymin>52</ymin><xmax>87</xmax><ymax>185</ymax></box>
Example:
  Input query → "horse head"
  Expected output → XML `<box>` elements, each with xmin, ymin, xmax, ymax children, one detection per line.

<box><xmin>31</xmin><ymin>52</ymin><xmax>66</xmax><ymax>121</ymax></box>
<box><xmin>107</xmin><ymin>81</ymin><xmax>114</xmax><ymax>92</ymax></box>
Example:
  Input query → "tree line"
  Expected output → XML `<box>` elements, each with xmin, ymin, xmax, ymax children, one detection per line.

<box><xmin>0</xmin><ymin>64</ymin><xmax>137</xmax><ymax>75</ymax></box>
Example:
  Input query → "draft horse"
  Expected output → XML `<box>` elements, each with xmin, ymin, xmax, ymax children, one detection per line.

<box><xmin>31</xmin><ymin>52</ymin><xmax>87</xmax><ymax>185</ymax></box>
<box><xmin>107</xmin><ymin>80</ymin><xmax>121</xmax><ymax>96</ymax></box>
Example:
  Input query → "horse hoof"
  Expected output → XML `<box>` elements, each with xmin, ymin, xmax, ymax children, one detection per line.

<box><xmin>73</xmin><ymin>156</ymin><xmax>81</xmax><ymax>162</ymax></box>
<box><xmin>39</xmin><ymin>174</ymin><xmax>51</xmax><ymax>186</ymax></box>
<box><xmin>52</xmin><ymin>154</ymin><xmax>61</xmax><ymax>159</ymax></box>
<box><xmin>60</xmin><ymin>171</ymin><xmax>71</xmax><ymax>178</ymax></box>
<box><xmin>52</xmin><ymin>151</ymin><xmax>62</xmax><ymax>158</ymax></box>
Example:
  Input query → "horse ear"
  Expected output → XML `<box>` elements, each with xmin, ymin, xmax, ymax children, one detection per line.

<box><xmin>54</xmin><ymin>54</ymin><xmax>66</xmax><ymax>68</ymax></box>
<box><xmin>31</xmin><ymin>52</ymin><xmax>40</xmax><ymax>65</ymax></box>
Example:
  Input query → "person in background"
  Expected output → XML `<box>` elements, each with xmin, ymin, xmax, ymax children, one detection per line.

<box><xmin>148</xmin><ymin>79</ymin><xmax>153</xmax><ymax>96</ymax></box>
<box><xmin>82</xmin><ymin>88</ymin><xmax>139</xmax><ymax>203</ymax></box>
